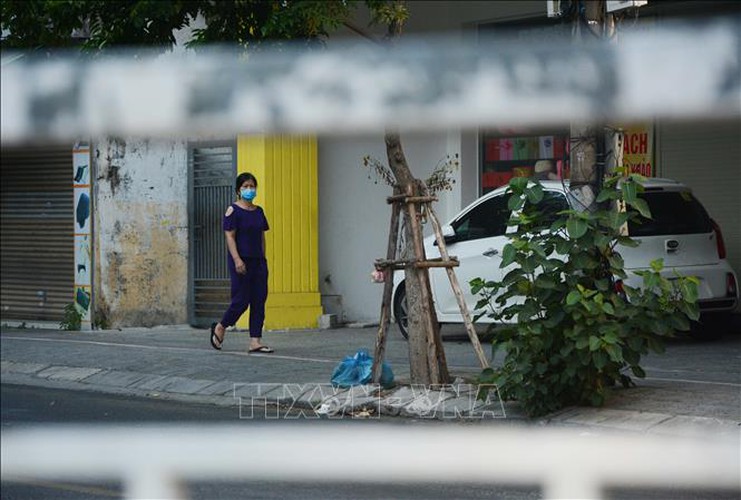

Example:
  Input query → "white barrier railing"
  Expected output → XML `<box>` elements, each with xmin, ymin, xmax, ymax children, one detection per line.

<box><xmin>2</xmin><ymin>17</ymin><xmax>739</xmax><ymax>143</ymax></box>
<box><xmin>2</xmin><ymin>424</ymin><xmax>739</xmax><ymax>499</ymax></box>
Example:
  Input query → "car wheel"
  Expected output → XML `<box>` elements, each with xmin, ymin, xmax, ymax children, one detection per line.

<box><xmin>393</xmin><ymin>281</ymin><xmax>409</xmax><ymax>340</ymax></box>
<box><xmin>392</xmin><ymin>281</ymin><xmax>443</xmax><ymax>341</ymax></box>
<box><xmin>689</xmin><ymin>313</ymin><xmax>730</xmax><ymax>341</ymax></box>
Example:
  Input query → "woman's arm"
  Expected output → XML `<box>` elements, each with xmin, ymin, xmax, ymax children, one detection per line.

<box><xmin>225</xmin><ymin>230</ymin><xmax>246</xmax><ymax>274</ymax></box>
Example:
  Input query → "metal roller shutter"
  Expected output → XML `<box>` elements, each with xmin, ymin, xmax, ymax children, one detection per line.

<box><xmin>657</xmin><ymin>118</ymin><xmax>741</xmax><ymax>279</ymax></box>
<box><xmin>1</xmin><ymin>145</ymin><xmax>74</xmax><ymax>322</ymax></box>
<box><xmin>188</xmin><ymin>143</ymin><xmax>236</xmax><ymax>327</ymax></box>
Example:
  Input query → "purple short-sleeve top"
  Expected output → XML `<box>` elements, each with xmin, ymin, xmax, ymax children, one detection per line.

<box><xmin>223</xmin><ymin>204</ymin><xmax>269</xmax><ymax>259</ymax></box>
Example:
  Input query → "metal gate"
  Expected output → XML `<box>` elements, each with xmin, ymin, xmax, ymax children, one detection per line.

<box><xmin>188</xmin><ymin>142</ymin><xmax>236</xmax><ymax>327</ymax></box>
<box><xmin>0</xmin><ymin>144</ymin><xmax>74</xmax><ymax>323</ymax></box>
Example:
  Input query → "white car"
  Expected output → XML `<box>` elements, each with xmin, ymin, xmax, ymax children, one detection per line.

<box><xmin>392</xmin><ymin>178</ymin><xmax>738</xmax><ymax>340</ymax></box>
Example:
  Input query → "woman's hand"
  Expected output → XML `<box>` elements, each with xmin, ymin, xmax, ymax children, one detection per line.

<box><xmin>235</xmin><ymin>258</ymin><xmax>247</xmax><ymax>275</ymax></box>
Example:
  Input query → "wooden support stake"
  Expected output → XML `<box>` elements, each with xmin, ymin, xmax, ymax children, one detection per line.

<box><xmin>387</xmin><ymin>195</ymin><xmax>438</xmax><ymax>204</ymax></box>
<box><xmin>427</xmin><ymin>206</ymin><xmax>490</xmax><ymax>370</ymax></box>
<box><xmin>414</xmin><ymin>260</ymin><xmax>459</xmax><ymax>269</ymax></box>
<box><xmin>406</xmin><ymin>192</ymin><xmax>448</xmax><ymax>384</ymax></box>
<box><xmin>371</xmin><ymin>198</ymin><xmax>401</xmax><ymax>384</ymax></box>
<box><xmin>375</xmin><ymin>258</ymin><xmax>458</xmax><ymax>270</ymax></box>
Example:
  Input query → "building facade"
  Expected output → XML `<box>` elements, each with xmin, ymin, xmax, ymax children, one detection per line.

<box><xmin>1</xmin><ymin>1</ymin><xmax>738</xmax><ymax>329</ymax></box>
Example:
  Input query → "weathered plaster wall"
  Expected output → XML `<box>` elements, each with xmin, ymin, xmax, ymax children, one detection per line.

<box><xmin>93</xmin><ymin>138</ymin><xmax>189</xmax><ymax>327</ymax></box>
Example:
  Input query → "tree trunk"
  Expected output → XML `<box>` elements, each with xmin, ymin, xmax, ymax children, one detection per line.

<box><xmin>380</xmin><ymin>3</ymin><xmax>448</xmax><ymax>385</ymax></box>
<box><xmin>385</xmin><ymin>132</ymin><xmax>449</xmax><ymax>385</ymax></box>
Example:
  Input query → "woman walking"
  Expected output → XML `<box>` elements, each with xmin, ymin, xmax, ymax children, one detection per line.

<box><xmin>210</xmin><ymin>172</ymin><xmax>273</xmax><ymax>353</ymax></box>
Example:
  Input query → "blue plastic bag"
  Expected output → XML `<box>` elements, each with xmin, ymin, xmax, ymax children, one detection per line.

<box><xmin>330</xmin><ymin>349</ymin><xmax>394</xmax><ymax>388</ymax></box>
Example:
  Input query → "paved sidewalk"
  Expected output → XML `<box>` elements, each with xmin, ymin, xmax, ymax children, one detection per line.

<box><xmin>1</xmin><ymin>324</ymin><xmax>739</xmax><ymax>438</ymax></box>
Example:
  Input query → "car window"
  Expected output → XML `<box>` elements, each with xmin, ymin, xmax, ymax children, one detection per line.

<box><xmin>452</xmin><ymin>194</ymin><xmax>511</xmax><ymax>242</ymax></box>
<box><xmin>532</xmin><ymin>191</ymin><xmax>570</xmax><ymax>227</ymax></box>
<box><xmin>627</xmin><ymin>191</ymin><xmax>712</xmax><ymax>236</ymax></box>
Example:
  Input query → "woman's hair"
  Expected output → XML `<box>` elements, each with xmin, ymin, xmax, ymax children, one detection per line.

<box><xmin>235</xmin><ymin>172</ymin><xmax>258</xmax><ymax>194</ymax></box>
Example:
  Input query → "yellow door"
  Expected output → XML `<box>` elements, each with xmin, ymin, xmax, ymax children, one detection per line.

<box><xmin>236</xmin><ymin>135</ymin><xmax>323</xmax><ymax>330</ymax></box>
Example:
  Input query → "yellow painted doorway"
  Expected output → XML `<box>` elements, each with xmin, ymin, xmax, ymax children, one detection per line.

<box><xmin>236</xmin><ymin>135</ymin><xmax>323</xmax><ymax>330</ymax></box>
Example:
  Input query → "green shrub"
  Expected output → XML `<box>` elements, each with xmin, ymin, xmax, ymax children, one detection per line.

<box><xmin>59</xmin><ymin>303</ymin><xmax>83</xmax><ymax>331</ymax></box>
<box><xmin>472</xmin><ymin>174</ymin><xmax>699</xmax><ymax>417</ymax></box>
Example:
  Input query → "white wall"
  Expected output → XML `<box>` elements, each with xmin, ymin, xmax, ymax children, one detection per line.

<box><xmin>93</xmin><ymin>138</ymin><xmax>189</xmax><ymax>327</ymax></box>
<box><xmin>318</xmin><ymin>131</ymin><xmax>461</xmax><ymax>323</ymax></box>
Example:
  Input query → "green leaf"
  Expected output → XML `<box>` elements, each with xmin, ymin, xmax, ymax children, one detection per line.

<box><xmin>566</xmin><ymin>218</ymin><xmax>588</xmax><ymax>239</ymax></box>
<box><xmin>593</xmin><ymin>232</ymin><xmax>613</xmax><ymax>248</ymax></box>
<box><xmin>501</xmin><ymin>244</ymin><xmax>517</xmax><ymax>268</ymax></box>
<box><xmin>605</xmin><ymin>344</ymin><xmax>623</xmax><ymax>362</ymax></box>
<box><xmin>607</xmin><ymin>252</ymin><xmax>625</xmax><ymax>271</ymax></box>
<box><xmin>593</xmin><ymin>351</ymin><xmax>607</xmax><ymax>370</ymax></box>
<box><xmin>616</xmin><ymin>235</ymin><xmax>640</xmax><ymax>248</ymax></box>
<box><xmin>566</xmin><ymin>290</ymin><xmax>581</xmax><ymax>306</ymax></box>
<box><xmin>680</xmin><ymin>279</ymin><xmax>699</xmax><ymax>303</ymax></box>
<box><xmin>509</xmin><ymin>176</ymin><xmax>529</xmax><ymax>191</ymax></box>
<box><xmin>561</xmin><ymin>343</ymin><xmax>574</xmax><ymax>356</ymax></box>
<box><xmin>589</xmin><ymin>336</ymin><xmax>601</xmax><ymax>351</ymax></box>
<box><xmin>596</xmin><ymin>188</ymin><xmax>618</xmax><ymax>203</ymax></box>
<box><xmin>603</xmin><ymin>210</ymin><xmax>630</xmax><ymax>231</ymax></box>
<box><xmin>602</xmin><ymin>302</ymin><xmax>615</xmax><ymax>315</ymax></box>
<box><xmin>670</xmin><ymin>314</ymin><xmax>691</xmax><ymax>332</ymax></box>
<box><xmin>649</xmin><ymin>259</ymin><xmax>664</xmax><ymax>272</ymax></box>
<box><xmin>602</xmin><ymin>330</ymin><xmax>619</xmax><ymax>344</ymax></box>
<box><xmin>555</xmin><ymin>238</ymin><xmax>572</xmax><ymax>255</ymax></box>
<box><xmin>621</xmin><ymin>181</ymin><xmax>638</xmax><ymax>203</ymax></box>
<box><xmin>629</xmin><ymin>198</ymin><xmax>652</xmax><ymax>219</ymax></box>
<box><xmin>631</xmin><ymin>365</ymin><xmax>646</xmax><ymax>378</ymax></box>
<box><xmin>544</xmin><ymin>310</ymin><xmax>566</xmax><ymax>328</ymax></box>
<box><xmin>526</xmin><ymin>184</ymin><xmax>544</xmax><ymax>205</ymax></box>
<box><xmin>508</xmin><ymin>195</ymin><xmax>525</xmax><ymax>211</ymax></box>
<box><xmin>479</xmin><ymin>367</ymin><xmax>496</xmax><ymax>384</ymax></box>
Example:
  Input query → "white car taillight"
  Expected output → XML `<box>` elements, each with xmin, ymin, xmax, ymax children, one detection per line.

<box><xmin>711</xmin><ymin>218</ymin><xmax>727</xmax><ymax>259</ymax></box>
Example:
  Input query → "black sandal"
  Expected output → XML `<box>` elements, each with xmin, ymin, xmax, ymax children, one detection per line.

<box><xmin>249</xmin><ymin>345</ymin><xmax>274</xmax><ymax>353</ymax></box>
<box><xmin>209</xmin><ymin>322</ymin><xmax>223</xmax><ymax>351</ymax></box>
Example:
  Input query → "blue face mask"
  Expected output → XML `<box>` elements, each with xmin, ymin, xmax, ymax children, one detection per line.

<box><xmin>240</xmin><ymin>187</ymin><xmax>257</xmax><ymax>201</ymax></box>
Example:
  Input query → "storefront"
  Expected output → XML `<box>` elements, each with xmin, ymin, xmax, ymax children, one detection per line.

<box><xmin>0</xmin><ymin>144</ymin><xmax>75</xmax><ymax>324</ymax></box>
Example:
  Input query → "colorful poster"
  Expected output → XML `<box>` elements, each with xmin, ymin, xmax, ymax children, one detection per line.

<box><xmin>539</xmin><ymin>136</ymin><xmax>554</xmax><ymax>158</ymax></box>
<box><xmin>485</xmin><ymin>139</ymin><xmax>499</xmax><ymax>161</ymax></box>
<box><xmin>622</xmin><ymin>124</ymin><xmax>654</xmax><ymax>176</ymax></box>
<box><xmin>553</xmin><ymin>137</ymin><xmax>566</xmax><ymax>161</ymax></box>
<box><xmin>499</xmin><ymin>138</ymin><xmax>513</xmax><ymax>160</ymax></box>
<box><xmin>513</xmin><ymin>138</ymin><xmax>525</xmax><ymax>160</ymax></box>
<box><xmin>73</xmin><ymin>144</ymin><xmax>92</xmax><ymax>327</ymax></box>
<box><xmin>515</xmin><ymin>137</ymin><xmax>539</xmax><ymax>160</ymax></box>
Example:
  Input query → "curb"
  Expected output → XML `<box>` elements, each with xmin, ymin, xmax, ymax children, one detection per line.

<box><xmin>2</xmin><ymin>361</ymin><xmax>514</xmax><ymax>420</ymax></box>
<box><xmin>3</xmin><ymin>360</ymin><xmax>739</xmax><ymax>437</ymax></box>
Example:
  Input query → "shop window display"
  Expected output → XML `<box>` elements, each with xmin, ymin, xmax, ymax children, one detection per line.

<box><xmin>480</xmin><ymin>131</ymin><xmax>570</xmax><ymax>194</ymax></box>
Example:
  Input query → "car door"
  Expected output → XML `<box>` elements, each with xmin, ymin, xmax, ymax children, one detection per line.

<box><xmin>431</xmin><ymin>192</ymin><xmax>512</xmax><ymax>317</ymax></box>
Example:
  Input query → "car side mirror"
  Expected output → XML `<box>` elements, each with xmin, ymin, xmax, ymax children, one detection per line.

<box><xmin>437</xmin><ymin>224</ymin><xmax>457</xmax><ymax>246</ymax></box>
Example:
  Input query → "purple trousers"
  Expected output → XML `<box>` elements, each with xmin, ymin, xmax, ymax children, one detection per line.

<box><xmin>221</xmin><ymin>257</ymin><xmax>268</xmax><ymax>338</ymax></box>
